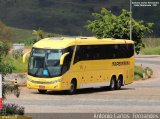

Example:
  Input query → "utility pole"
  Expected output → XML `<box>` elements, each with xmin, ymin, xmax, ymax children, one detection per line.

<box><xmin>130</xmin><ymin>0</ymin><xmax>132</xmax><ymax>40</ymax></box>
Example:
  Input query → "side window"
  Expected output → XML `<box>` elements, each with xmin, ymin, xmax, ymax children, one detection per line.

<box><xmin>113</xmin><ymin>44</ymin><xmax>119</xmax><ymax>58</ymax></box>
<box><xmin>73</xmin><ymin>43</ymin><xmax>134</xmax><ymax>62</ymax></box>
<box><xmin>92</xmin><ymin>45</ymin><xmax>106</xmax><ymax>60</ymax></box>
<box><xmin>74</xmin><ymin>45</ymin><xmax>93</xmax><ymax>63</ymax></box>
<box><xmin>85</xmin><ymin>46</ymin><xmax>91</xmax><ymax>60</ymax></box>
<box><xmin>104</xmin><ymin>45</ymin><xmax>113</xmax><ymax>59</ymax></box>
<box><xmin>87</xmin><ymin>45</ymin><xmax>103</xmax><ymax>60</ymax></box>
<box><xmin>97</xmin><ymin>45</ymin><xmax>103</xmax><ymax>60</ymax></box>
<box><xmin>74</xmin><ymin>46</ymin><xmax>85</xmax><ymax>63</ymax></box>
<box><xmin>128</xmin><ymin>44</ymin><xmax>134</xmax><ymax>57</ymax></box>
<box><xmin>92</xmin><ymin>45</ymin><xmax>116</xmax><ymax>60</ymax></box>
<box><xmin>118</xmin><ymin>44</ymin><xmax>134</xmax><ymax>58</ymax></box>
<box><xmin>93</xmin><ymin>45</ymin><xmax>101</xmax><ymax>60</ymax></box>
<box><xmin>118</xmin><ymin>44</ymin><xmax>128</xmax><ymax>58</ymax></box>
<box><xmin>62</xmin><ymin>46</ymin><xmax>74</xmax><ymax>74</ymax></box>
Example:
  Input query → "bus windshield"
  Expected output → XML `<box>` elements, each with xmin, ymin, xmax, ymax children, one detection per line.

<box><xmin>28</xmin><ymin>48</ymin><xmax>63</xmax><ymax>78</ymax></box>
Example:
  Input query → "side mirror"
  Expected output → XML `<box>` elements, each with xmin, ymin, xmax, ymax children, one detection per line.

<box><xmin>23</xmin><ymin>51</ymin><xmax>30</xmax><ymax>63</ymax></box>
<box><xmin>60</xmin><ymin>52</ymin><xmax>69</xmax><ymax>65</ymax></box>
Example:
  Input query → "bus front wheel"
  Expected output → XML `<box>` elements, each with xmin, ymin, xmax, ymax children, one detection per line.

<box><xmin>110</xmin><ymin>76</ymin><xmax>116</xmax><ymax>90</ymax></box>
<box><xmin>69</xmin><ymin>80</ymin><xmax>77</xmax><ymax>95</ymax></box>
<box><xmin>38</xmin><ymin>89</ymin><xmax>47</xmax><ymax>94</ymax></box>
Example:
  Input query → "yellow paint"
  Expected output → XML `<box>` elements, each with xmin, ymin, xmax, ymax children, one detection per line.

<box><xmin>33</xmin><ymin>37</ymin><xmax>133</xmax><ymax>49</ymax></box>
<box><xmin>60</xmin><ymin>52</ymin><xmax>69</xmax><ymax>65</ymax></box>
<box><xmin>22</xmin><ymin>51</ymin><xmax>30</xmax><ymax>63</ymax></box>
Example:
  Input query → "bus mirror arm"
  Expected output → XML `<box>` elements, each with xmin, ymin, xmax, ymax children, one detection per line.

<box><xmin>23</xmin><ymin>51</ymin><xmax>30</xmax><ymax>63</ymax></box>
<box><xmin>60</xmin><ymin>52</ymin><xmax>70</xmax><ymax>65</ymax></box>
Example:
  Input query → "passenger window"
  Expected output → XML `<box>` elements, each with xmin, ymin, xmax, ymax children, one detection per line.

<box><xmin>62</xmin><ymin>46</ymin><xmax>74</xmax><ymax>74</ymax></box>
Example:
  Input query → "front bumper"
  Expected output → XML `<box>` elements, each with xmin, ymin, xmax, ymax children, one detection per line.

<box><xmin>27</xmin><ymin>80</ymin><xmax>62</xmax><ymax>91</ymax></box>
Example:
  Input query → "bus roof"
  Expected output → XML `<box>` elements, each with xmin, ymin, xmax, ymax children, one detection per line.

<box><xmin>33</xmin><ymin>37</ymin><xmax>134</xmax><ymax>49</ymax></box>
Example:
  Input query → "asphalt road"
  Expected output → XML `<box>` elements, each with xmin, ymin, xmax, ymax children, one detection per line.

<box><xmin>5</xmin><ymin>55</ymin><xmax>160</xmax><ymax>118</ymax></box>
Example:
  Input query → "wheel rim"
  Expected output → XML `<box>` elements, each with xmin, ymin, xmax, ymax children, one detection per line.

<box><xmin>111</xmin><ymin>79</ymin><xmax>115</xmax><ymax>89</ymax></box>
<box><xmin>117</xmin><ymin>80</ymin><xmax>121</xmax><ymax>88</ymax></box>
<box><xmin>70</xmin><ymin>83</ymin><xmax>75</xmax><ymax>93</ymax></box>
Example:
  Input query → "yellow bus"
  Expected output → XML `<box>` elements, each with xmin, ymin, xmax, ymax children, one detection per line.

<box><xmin>23</xmin><ymin>37</ymin><xmax>134</xmax><ymax>94</ymax></box>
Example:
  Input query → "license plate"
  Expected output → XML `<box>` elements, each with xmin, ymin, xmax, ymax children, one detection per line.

<box><xmin>39</xmin><ymin>85</ymin><xmax>45</xmax><ymax>89</ymax></box>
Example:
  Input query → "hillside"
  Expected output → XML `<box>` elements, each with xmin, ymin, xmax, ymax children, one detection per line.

<box><xmin>0</xmin><ymin>0</ymin><xmax>159</xmax><ymax>36</ymax></box>
<box><xmin>9</xmin><ymin>27</ymin><xmax>34</xmax><ymax>43</ymax></box>
<box><xmin>10</xmin><ymin>27</ymin><xmax>63</xmax><ymax>44</ymax></box>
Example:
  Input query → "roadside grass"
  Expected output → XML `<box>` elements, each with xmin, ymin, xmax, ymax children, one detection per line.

<box><xmin>134</xmin><ymin>66</ymin><xmax>144</xmax><ymax>80</ymax></box>
<box><xmin>134</xmin><ymin>65</ymin><xmax>153</xmax><ymax>80</ymax></box>
<box><xmin>141</xmin><ymin>38</ymin><xmax>160</xmax><ymax>55</ymax></box>
<box><xmin>141</xmin><ymin>47</ymin><xmax>160</xmax><ymax>55</ymax></box>
<box><xmin>12</xmin><ymin>57</ymin><xmax>27</xmax><ymax>73</ymax></box>
<box><xmin>5</xmin><ymin>54</ymin><xmax>27</xmax><ymax>73</ymax></box>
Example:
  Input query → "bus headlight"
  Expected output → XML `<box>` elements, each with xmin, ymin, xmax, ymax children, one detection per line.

<box><xmin>50</xmin><ymin>78</ymin><xmax>62</xmax><ymax>84</ymax></box>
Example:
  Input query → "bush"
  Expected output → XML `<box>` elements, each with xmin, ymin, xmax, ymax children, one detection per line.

<box><xmin>5</xmin><ymin>54</ymin><xmax>27</xmax><ymax>73</ymax></box>
<box><xmin>144</xmin><ymin>67</ymin><xmax>153</xmax><ymax>78</ymax></box>
<box><xmin>0</xmin><ymin>103</ymin><xmax>24</xmax><ymax>116</ymax></box>
<box><xmin>134</xmin><ymin>65</ymin><xmax>153</xmax><ymax>80</ymax></box>
<box><xmin>134</xmin><ymin>66</ymin><xmax>144</xmax><ymax>80</ymax></box>
<box><xmin>12</xmin><ymin>49</ymin><xmax>24</xmax><ymax>59</ymax></box>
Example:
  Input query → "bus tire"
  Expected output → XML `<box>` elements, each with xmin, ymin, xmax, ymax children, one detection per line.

<box><xmin>38</xmin><ymin>89</ymin><xmax>47</xmax><ymax>94</ymax></box>
<box><xmin>69</xmin><ymin>79</ymin><xmax>77</xmax><ymax>95</ymax></box>
<box><xmin>116</xmin><ymin>76</ymin><xmax>122</xmax><ymax>90</ymax></box>
<box><xmin>110</xmin><ymin>76</ymin><xmax>116</xmax><ymax>90</ymax></box>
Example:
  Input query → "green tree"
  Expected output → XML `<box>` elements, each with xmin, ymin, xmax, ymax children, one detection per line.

<box><xmin>85</xmin><ymin>8</ymin><xmax>153</xmax><ymax>54</ymax></box>
<box><xmin>0</xmin><ymin>21</ymin><xmax>19</xmax><ymax>99</ymax></box>
<box><xmin>0</xmin><ymin>41</ymin><xmax>20</xmax><ymax>99</ymax></box>
<box><xmin>32</xmin><ymin>28</ymin><xmax>45</xmax><ymax>41</ymax></box>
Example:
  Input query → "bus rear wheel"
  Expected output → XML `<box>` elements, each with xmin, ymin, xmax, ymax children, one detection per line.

<box><xmin>38</xmin><ymin>89</ymin><xmax>47</xmax><ymax>94</ymax></box>
<box><xmin>69</xmin><ymin>80</ymin><xmax>77</xmax><ymax>95</ymax></box>
<box><xmin>110</xmin><ymin>76</ymin><xmax>116</xmax><ymax>90</ymax></box>
<box><xmin>116</xmin><ymin>76</ymin><xmax>122</xmax><ymax>90</ymax></box>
